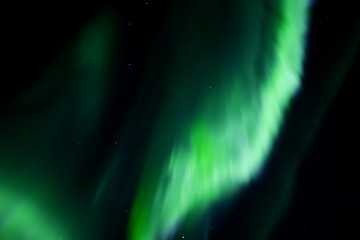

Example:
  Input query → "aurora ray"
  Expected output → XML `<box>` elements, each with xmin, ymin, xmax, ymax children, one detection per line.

<box><xmin>129</xmin><ymin>0</ymin><xmax>310</xmax><ymax>239</ymax></box>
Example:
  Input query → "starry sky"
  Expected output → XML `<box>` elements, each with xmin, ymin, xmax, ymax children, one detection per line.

<box><xmin>1</xmin><ymin>0</ymin><xmax>360</xmax><ymax>239</ymax></box>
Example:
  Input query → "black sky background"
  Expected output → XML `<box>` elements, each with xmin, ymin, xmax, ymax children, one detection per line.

<box><xmin>12</xmin><ymin>0</ymin><xmax>360</xmax><ymax>239</ymax></box>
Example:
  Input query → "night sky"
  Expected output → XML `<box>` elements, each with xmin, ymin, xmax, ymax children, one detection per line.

<box><xmin>1</xmin><ymin>0</ymin><xmax>359</xmax><ymax>239</ymax></box>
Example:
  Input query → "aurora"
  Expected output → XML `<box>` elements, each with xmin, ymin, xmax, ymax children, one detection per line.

<box><xmin>1</xmin><ymin>0</ymin><xmax>359</xmax><ymax>239</ymax></box>
<box><xmin>128</xmin><ymin>0</ymin><xmax>309</xmax><ymax>239</ymax></box>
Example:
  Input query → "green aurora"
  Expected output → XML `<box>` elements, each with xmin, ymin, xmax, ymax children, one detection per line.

<box><xmin>129</xmin><ymin>0</ymin><xmax>309</xmax><ymax>239</ymax></box>
<box><xmin>1</xmin><ymin>8</ymin><xmax>119</xmax><ymax>240</ymax></box>
<box><xmin>1</xmin><ymin>0</ymin><xmax>359</xmax><ymax>239</ymax></box>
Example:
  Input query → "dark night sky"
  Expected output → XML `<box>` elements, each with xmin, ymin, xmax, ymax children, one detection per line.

<box><xmin>6</xmin><ymin>0</ymin><xmax>360</xmax><ymax>239</ymax></box>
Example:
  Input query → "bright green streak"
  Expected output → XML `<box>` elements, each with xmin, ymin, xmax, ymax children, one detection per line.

<box><xmin>129</xmin><ymin>1</ymin><xmax>309</xmax><ymax>239</ymax></box>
